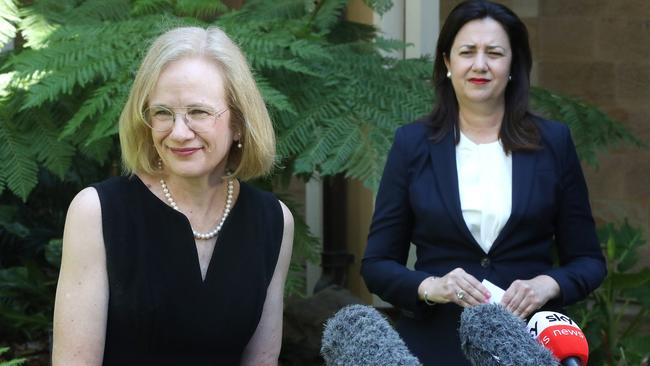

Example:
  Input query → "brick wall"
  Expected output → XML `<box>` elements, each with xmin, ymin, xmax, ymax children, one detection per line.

<box><xmin>441</xmin><ymin>0</ymin><xmax>650</xmax><ymax>257</ymax></box>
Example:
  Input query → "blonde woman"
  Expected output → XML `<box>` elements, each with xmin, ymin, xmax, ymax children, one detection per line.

<box><xmin>52</xmin><ymin>27</ymin><xmax>293</xmax><ymax>365</ymax></box>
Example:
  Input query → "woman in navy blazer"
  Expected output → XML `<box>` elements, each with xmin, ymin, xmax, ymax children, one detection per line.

<box><xmin>361</xmin><ymin>1</ymin><xmax>606</xmax><ymax>365</ymax></box>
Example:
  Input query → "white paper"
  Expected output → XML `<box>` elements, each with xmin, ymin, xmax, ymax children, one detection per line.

<box><xmin>482</xmin><ymin>279</ymin><xmax>505</xmax><ymax>304</ymax></box>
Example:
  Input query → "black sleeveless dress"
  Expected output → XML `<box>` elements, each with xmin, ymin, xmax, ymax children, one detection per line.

<box><xmin>92</xmin><ymin>176</ymin><xmax>284</xmax><ymax>365</ymax></box>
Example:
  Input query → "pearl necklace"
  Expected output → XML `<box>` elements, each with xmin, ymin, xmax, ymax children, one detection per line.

<box><xmin>160</xmin><ymin>178</ymin><xmax>234</xmax><ymax>240</ymax></box>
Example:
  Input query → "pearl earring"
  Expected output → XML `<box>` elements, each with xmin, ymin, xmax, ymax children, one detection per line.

<box><xmin>446</xmin><ymin>71</ymin><xmax>451</xmax><ymax>78</ymax></box>
<box><xmin>237</xmin><ymin>141</ymin><xmax>242</xmax><ymax>149</ymax></box>
<box><xmin>508</xmin><ymin>75</ymin><xmax>512</xmax><ymax>81</ymax></box>
<box><xmin>157</xmin><ymin>158</ymin><xmax>163</xmax><ymax>170</ymax></box>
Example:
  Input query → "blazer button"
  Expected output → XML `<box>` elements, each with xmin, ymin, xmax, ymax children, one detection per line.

<box><xmin>480</xmin><ymin>257</ymin><xmax>491</xmax><ymax>268</ymax></box>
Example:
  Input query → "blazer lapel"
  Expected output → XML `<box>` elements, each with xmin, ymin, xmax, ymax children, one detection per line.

<box><xmin>428</xmin><ymin>131</ymin><xmax>481</xmax><ymax>250</ymax></box>
<box><xmin>491</xmin><ymin>149</ymin><xmax>538</xmax><ymax>252</ymax></box>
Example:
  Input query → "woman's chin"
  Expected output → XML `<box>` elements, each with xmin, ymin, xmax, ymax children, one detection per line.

<box><xmin>165</xmin><ymin>164</ymin><xmax>212</xmax><ymax>179</ymax></box>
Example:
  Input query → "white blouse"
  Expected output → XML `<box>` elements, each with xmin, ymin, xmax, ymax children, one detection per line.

<box><xmin>456</xmin><ymin>132</ymin><xmax>512</xmax><ymax>253</ymax></box>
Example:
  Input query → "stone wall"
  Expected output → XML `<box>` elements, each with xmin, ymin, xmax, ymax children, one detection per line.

<box><xmin>441</xmin><ymin>0</ymin><xmax>650</xmax><ymax>259</ymax></box>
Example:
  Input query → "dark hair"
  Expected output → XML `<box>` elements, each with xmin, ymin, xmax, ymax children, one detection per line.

<box><xmin>429</xmin><ymin>0</ymin><xmax>539</xmax><ymax>151</ymax></box>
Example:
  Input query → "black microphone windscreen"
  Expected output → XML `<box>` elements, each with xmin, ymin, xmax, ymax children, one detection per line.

<box><xmin>459</xmin><ymin>304</ymin><xmax>560</xmax><ymax>366</ymax></box>
<box><xmin>321</xmin><ymin>304</ymin><xmax>422</xmax><ymax>366</ymax></box>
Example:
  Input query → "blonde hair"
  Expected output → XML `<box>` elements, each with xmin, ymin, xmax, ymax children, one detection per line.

<box><xmin>119</xmin><ymin>26</ymin><xmax>276</xmax><ymax>180</ymax></box>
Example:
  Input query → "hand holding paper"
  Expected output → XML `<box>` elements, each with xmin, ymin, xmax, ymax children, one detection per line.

<box><xmin>481</xmin><ymin>279</ymin><xmax>505</xmax><ymax>304</ymax></box>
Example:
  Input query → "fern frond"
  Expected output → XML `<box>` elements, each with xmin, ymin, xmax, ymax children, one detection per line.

<box><xmin>16</xmin><ymin>0</ymin><xmax>80</xmax><ymax>49</ymax></box>
<box><xmin>254</xmin><ymin>76</ymin><xmax>296</xmax><ymax>114</ymax></box>
<box><xmin>61</xmin><ymin>78</ymin><xmax>130</xmax><ymax>138</ymax></box>
<box><xmin>78</xmin><ymin>136</ymin><xmax>114</xmax><ymax>164</ymax></box>
<box><xmin>530</xmin><ymin>87</ymin><xmax>644</xmax><ymax>167</ymax></box>
<box><xmin>0</xmin><ymin>72</ymin><xmax>14</xmax><ymax>98</ymax></box>
<box><xmin>277</xmin><ymin>101</ymin><xmax>343</xmax><ymax>164</ymax></box>
<box><xmin>342</xmin><ymin>127</ymin><xmax>392</xmax><ymax>191</ymax></box>
<box><xmin>320</xmin><ymin>123</ymin><xmax>362</xmax><ymax>175</ymax></box>
<box><xmin>256</xmin><ymin>57</ymin><xmax>319</xmax><ymax>76</ymax></box>
<box><xmin>175</xmin><ymin>0</ymin><xmax>228</xmax><ymax>19</ymax></box>
<box><xmin>220</xmin><ymin>15</ymin><xmax>332</xmax><ymax>84</ymax></box>
<box><xmin>294</xmin><ymin>117</ymin><xmax>354</xmax><ymax>173</ymax></box>
<box><xmin>60</xmin><ymin>0</ymin><xmax>131</xmax><ymax>24</ymax></box>
<box><xmin>374</xmin><ymin>37</ymin><xmax>411</xmax><ymax>53</ymax></box>
<box><xmin>86</xmin><ymin>95</ymin><xmax>126</xmax><ymax>144</ymax></box>
<box><xmin>130</xmin><ymin>0</ymin><xmax>173</xmax><ymax>16</ymax></box>
<box><xmin>231</xmin><ymin>0</ymin><xmax>305</xmax><ymax>23</ymax></box>
<box><xmin>228</xmin><ymin>26</ymin><xmax>289</xmax><ymax>53</ymax></box>
<box><xmin>287</xmin><ymin>38</ymin><xmax>332</xmax><ymax>60</ymax></box>
<box><xmin>0</xmin><ymin>346</ymin><xmax>26</xmax><ymax>366</ymax></box>
<box><xmin>363</xmin><ymin>0</ymin><xmax>394</xmax><ymax>15</ymax></box>
<box><xmin>309</xmin><ymin>0</ymin><xmax>347</xmax><ymax>33</ymax></box>
<box><xmin>28</xmin><ymin>122</ymin><xmax>75</xmax><ymax>179</ymax></box>
<box><xmin>277</xmin><ymin>117</ymin><xmax>315</xmax><ymax>158</ymax></box>
<box><xmin>12</xmin><ymin>18</ymin><xmax>170</xmax><ymax>109</ymax></box>
<box><xmin>267</xmin><ymin>36</ymin><xmax>432</xmax><ymax>189</ymax></box>
<box><xmin>0</xmin><ymin>0</ymin><xmax>19</xmax><ymax>50</ymax></box>
<box><xmin>0</xmin><ymin>124</ymin><xmax>38</xmax><ymax>201</ymax></box>
<box><xmin>17</xmin><ymin>9</ymin><xmax>58</xmax><ymax>49</ymax></box>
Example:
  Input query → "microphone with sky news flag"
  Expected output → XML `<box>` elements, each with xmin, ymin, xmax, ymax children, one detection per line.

<box><xmin>527</xmin><ymin>311</ymin><xmax>589</xmax><ymax>366</ymax></box>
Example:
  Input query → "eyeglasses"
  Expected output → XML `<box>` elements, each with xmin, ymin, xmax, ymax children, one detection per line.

<box><xmin>142</xmin><ymin>105</ymin><xmax>229</xmax><ymax>133</ymax></box>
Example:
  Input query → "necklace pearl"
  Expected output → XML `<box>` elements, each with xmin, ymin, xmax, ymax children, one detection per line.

<box><xmin>160</xmin><ymin>177</ymin><xmax>234</xmax><ymax>240</ymax></box>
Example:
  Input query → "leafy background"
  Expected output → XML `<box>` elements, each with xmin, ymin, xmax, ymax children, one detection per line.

<box><xmin>0</xmin><ymin>0</ymin><xmax>647</xmax><ymax>364</ymax></box>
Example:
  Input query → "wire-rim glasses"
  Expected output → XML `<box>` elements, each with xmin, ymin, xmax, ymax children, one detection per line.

<box><xmin>142</xmin><ymin>105</ymin><xmax>229</xmax><ymax>133</ymax></box>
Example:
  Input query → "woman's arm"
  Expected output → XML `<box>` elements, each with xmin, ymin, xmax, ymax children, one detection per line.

<box><xmin>361</xmin><ymin>127</ymin><xmax>432</xmax><ymax>313</ymax></box>
<box><xmin>502</xmin><ymin>124</ymin><xmax>606</xmax><ymax>317</ymax></box>
<box><xmin>240</xmin><ymin>201</ymin><xmax>294</xmax><ymax>366</ymax></box>
<box><xmin>543</xmin><ymin>124</ymin><xmax>607</xmax><ymax>305</ymax></box>
<box><xmin>52</xmin><ymin>187</ymin><xmax>108</xmax><ymax>366</ymax></box>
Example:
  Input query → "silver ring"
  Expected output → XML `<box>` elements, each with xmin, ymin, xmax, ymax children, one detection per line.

<box><xmin>456</xmin><ymin>290</ymin><xmax>465</xmax><ymax>300</ymax></box>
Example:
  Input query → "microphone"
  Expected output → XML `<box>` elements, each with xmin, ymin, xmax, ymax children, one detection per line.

<box><xmin>320</xmin><ymin>304</ymin><xmax>422</xmax><ymax>366</ymax></box>
<box><xmin>527</xmin><ymin>312</ymin><xmax>589</xmax><ymax>366</ymax></box>
<box><xmin>459</xmin><ymin>304</ymin><xmax>559</xmax><ymax>366</ymax></box>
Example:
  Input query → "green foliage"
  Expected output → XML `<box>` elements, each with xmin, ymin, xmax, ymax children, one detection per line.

<box><xmin>0</xmin><ymin>123</ymin><xmax>38</xmax><ymax>199</ymax></box>
<box><xmin>175</xmin><ymin>0</ymin><xmax>228</xmax><ymax>19</ymax></box>
<box><xmin>0</xmin><ymin>347</ymin><xmax>26</xmax><ymax>366</ymax></box>
<box><xmin>0</xmin><ymin>264</ymin><xmax>55</xmax><ymax>337</ymax></box>
<box><xmin>0</xmin><ymin>162</ymin><xmax>109</xmax><ymax>342</ymax></box>
<box><xmin>0</xmin><ymin>0</ymin><xmax>19</xmax><ymax>50</ymax></box>
<box><xmin>568</xmin><ymin>220</ymin><xmax>650</xmax><ymax>365</ymax></box>
<box><xmin>0</xmin><ymin>0</ymin><xmax>636</xmax><ymax>199</ymax></box>
<box><xmin>0</xmin><ymin>222</ymin><xmax>64</xmax><ymax>341</ymax></box>
<box><xmin>363</xmin><ymin>0</ymin><xmax>393</xmax><ymax>15</ymax></box>
<box><xmin>0</xmin><ymin>205</ymin><xmax>29</xmax><ymax>239</ymax></box>
<box><xmin>530</xmin><ymin>87</ymin><xmax>645</xmax><ymax>168</ymax></box>
<box><xmin>309</xmin><ymin>0</ymin><xmax>348</xmax><ymax>32</ymax></box>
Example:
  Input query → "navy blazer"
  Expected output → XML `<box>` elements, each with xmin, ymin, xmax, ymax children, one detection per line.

<box><xmin>361</xmin><ymin>116</ymin><xmax>606</xmax><ymax>365</ymax></box>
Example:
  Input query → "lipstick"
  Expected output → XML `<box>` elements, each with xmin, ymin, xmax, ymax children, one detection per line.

<box><xmin>169</xmin><ymin>147</ymin><xmax>202</xmax><ymax>156</ymax></box>
<box><xmin>469</xmin><ymin>78</ymin><xmax>490</xmax><ymax>85</ymax></box>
